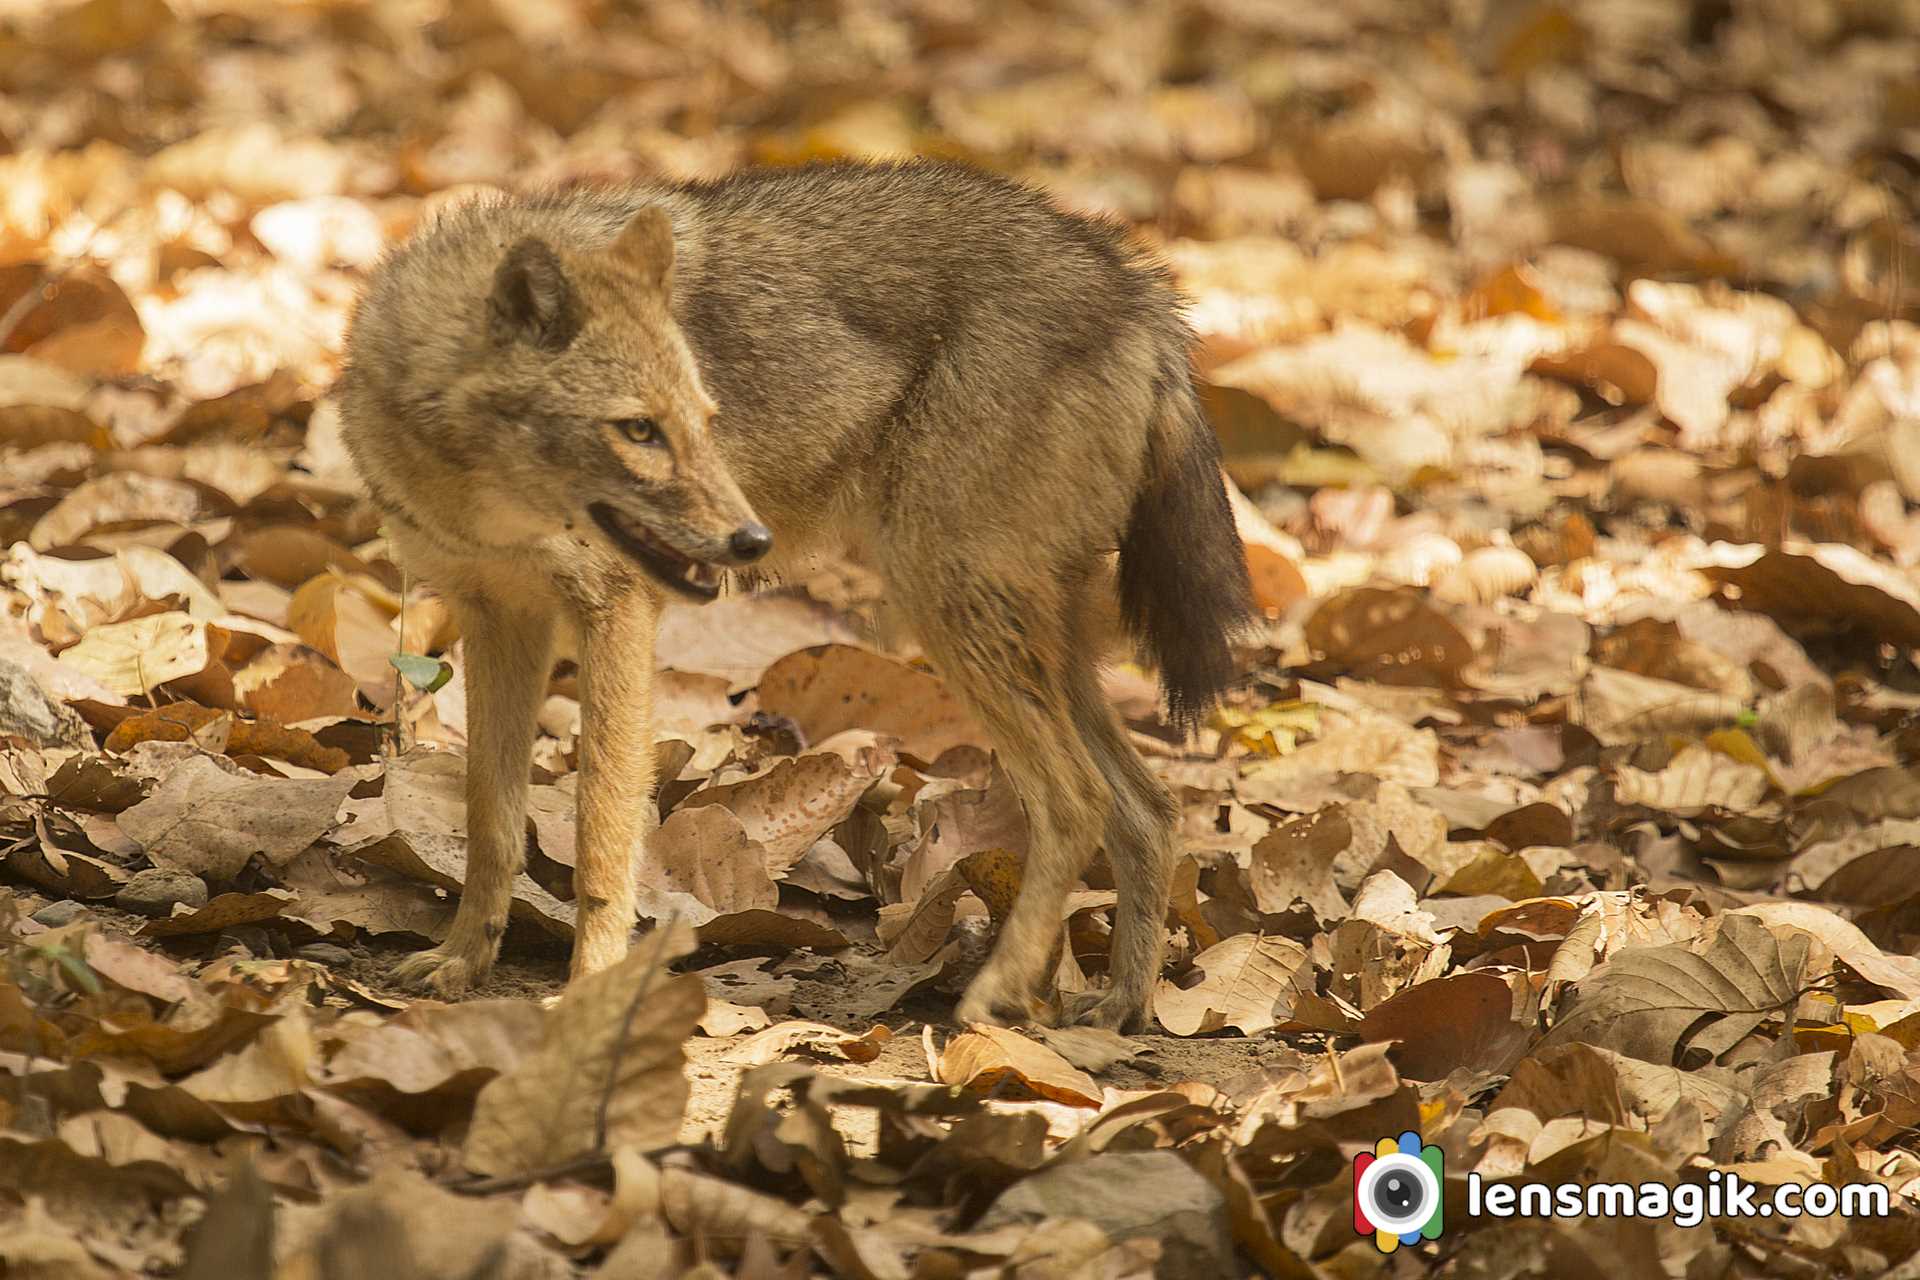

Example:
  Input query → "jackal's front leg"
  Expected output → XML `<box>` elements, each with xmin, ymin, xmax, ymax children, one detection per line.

<box><xmin>572</xmin><ymin>586</ymin><xmax>659</xmax><ymax>980</ymax></box>
<box><xmin>395</xmin><ymin>596</ymin><xmax>554</xmax><ymax>997</ymax></box>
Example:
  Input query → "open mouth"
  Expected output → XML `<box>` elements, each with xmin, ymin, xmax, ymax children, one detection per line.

<box><xmin>587</xmin><ymin>503</ymin><xmax>723</xmax><ymax>600</ymax></box>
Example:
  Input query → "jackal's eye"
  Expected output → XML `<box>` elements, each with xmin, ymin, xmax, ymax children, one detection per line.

<box><xmin>613</xmin><ymin>417</ymin><xmax>659</xmax><ymax>446</ymax></box>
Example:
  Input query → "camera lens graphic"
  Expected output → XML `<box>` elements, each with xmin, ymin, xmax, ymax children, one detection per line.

<box><xmin>1357</xmin><ymin>1152</ymin><xmax>1438</xmax><ymax>1235</ymax></box>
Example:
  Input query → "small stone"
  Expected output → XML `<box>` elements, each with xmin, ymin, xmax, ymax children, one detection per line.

<box><xmin>114</xmin><ymin>868</ymin><xmax>209</xmax><ymax>917</ymax></box>
<box><xmin>31</xmin><ymin>900</ymin><xmax>87</xmax><ymax>928</ymax></box>
<box><xmin>296</xmin><ymin>943</ymin><xmax>355</xmax><ymax>967</ymax></box>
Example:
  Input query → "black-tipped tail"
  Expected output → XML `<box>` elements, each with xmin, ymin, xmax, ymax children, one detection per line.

<box><xmin>1117</xmin><ymin>376</ymin><xmax>1254</xmax><ymax>733</ymax></box>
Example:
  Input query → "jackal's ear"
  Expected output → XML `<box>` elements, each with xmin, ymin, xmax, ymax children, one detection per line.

<box><xmin>489</xmin><ymin>238</ymin><xmax>580</xmax><ymax>352</ymax></box>
<box><xmin>609</xmin><ymin>207</ymin><xmax>674</xmax><ymax>292</ymax></box>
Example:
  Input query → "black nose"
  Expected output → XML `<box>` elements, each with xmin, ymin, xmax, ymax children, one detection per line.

<box><xmin>729</xmin><ymin>522</ymin><xmax>772</xmax><ymax>562</ymax></box>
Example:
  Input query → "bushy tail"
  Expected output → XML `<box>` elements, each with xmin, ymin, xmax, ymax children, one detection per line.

<box><xmin>1117</xmin><ymin>373</ymin><xmax>1254</xmax><ymax>733</ymax></box>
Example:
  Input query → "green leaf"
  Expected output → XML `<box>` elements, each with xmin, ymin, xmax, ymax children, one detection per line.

<box><xmin>35</xmin><ymin>942</ymin><xmax>102</xmax><ymax>995</ymax></box>
<box><xmin>389</xmin><ymin>653</ymin><xmax>452</xmax><ymax>693</ymax></box>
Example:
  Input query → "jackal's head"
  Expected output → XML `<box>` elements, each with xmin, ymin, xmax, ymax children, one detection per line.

<box><xmin>468</xmin><ymin>207</ymin><xmax>768</xmax><ymax>600</ymax></box>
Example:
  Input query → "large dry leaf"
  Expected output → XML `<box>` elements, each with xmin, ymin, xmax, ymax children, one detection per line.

<box><xmin>1494</xmin><ymin>1042</ymin><xmax>1745</xmax><ymax>1128</ymax></box>
<box><xmin>29</xmin><ymin>472</ymin><xmax>199</xmax><ymax>550</ymax></box>
<box><xmin>1154</xmin><ymin>933</ymin><xmax>1314</xmax><ymax>1037</ymax></box>
<box><xmin>723</xmin><ymin>1020</ymin><xmax>891</xmax><ymax>1066</ymax></box>
<box><xmin>230</xmin><ymin>527</ymin><xmax>371</xmax><ymax>592</ymax></box>
<box><xmin>899</xmin><ymin>766</ymin><xmax>1029</xmax><ymax>901</ymax></box>
<box><xmin>138</xmin><ymin>889</ymin><xmax>297</xmax><ymax>937</ymax></box>
<box><xmin>640</xmin><ymin>804</ymin><xmax>779</xmax><ymax>917</ymax></box>
<box><xmin>462</xmin><ymin>924</ymin><xmax>704</xmax><ymax>1176</ymax></box>
<box><xmin>655</xmin><ymin>592</ymin><xmax>863</xmax><ymax>688</ymax></box>
<box><xmin>1728</xmin><ymin>902</ymin><xmax>1920</xmax><ymax>1000</ymax></box>
<box><xmin>117</xmin><ymin>755</ymin><xmax>354</xmax><ymax>880</ymax></box>
<box><xmin>229</xmin><ymin>644</ymin><xmax>360</xmax><ymax>725</ymax></box>
<box><xmin>0</xmin><ymin>265</ymin><xmax>146</xmax><ymax>377</ymax></box>
<box><xmin>1540</xmin><ymin>913</ymin><xmax>1820</xmax><ymax>1066</ymax></box>
<box><xmin>1305</xmin><ymin>587</ymin><xmax>1476</xmax><ymax>688</ymax></box>
<box><xmin>756</xmin><ymin>644</ymin><xmax>987</xmax><ymax>761</ymax></box>
<box><xmin>674</xmin><ymin>744</ymin><xmax>893</xmax><ymax>874</ymax></box>
<box><xmin>1246</xmin><ymin>809</ymin><xmax>1351</xmax><ymax>921</ymax></box>
<box><xmin>1702</xmin><ymin>542</ymin><xmax>1920</xmax><ymax>649</ymax></box>
<box><xmin>1357</xmin><ymin>970</ymin><xmax>1531</xmax><ymax>1079</ymax></box>
<box><xmin>287</xmin><ymin>573</ymin><xmax>398</xmax><ymax>703</ymax></box>
<box><xmin>320</xmin><ymin>999</ymin><xmax>546</xmax><ymax>1100</ymax></box>
<box><xmin>56</xmin><ymin>611</ymin><xmax>210</xmax><ymax>698</ymax></box>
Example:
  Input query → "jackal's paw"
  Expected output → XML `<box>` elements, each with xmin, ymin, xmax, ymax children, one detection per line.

<box><xmin>954</xmin><ymin>971</ymin><xmax>1044</xmax><ymax>1028</ymax></box>
<box><xmin>392</xmin><ymin>944</ymin><xmax>492</xmax><ymax>998</ymax></box>
<box><xmin>1061</xmin><ymin>989</ymin><xmax>1150</xmax><ymax>1034</ymax></box>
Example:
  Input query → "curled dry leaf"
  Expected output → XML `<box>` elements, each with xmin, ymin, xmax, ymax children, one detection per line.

<box><xmin>697</xmin><ymin>999</ymin><xmax>771</xmax><ymax>1036</ymax></box>
<box><xmin>1702</xmin><ymin>542</ymin><xmax>1920</xmax><ymax>649</ymax></box>
<box><xmin>29</xmin><ymin>472</ymin><xmax>200</xmax><ymax>551</ymax></box>
<box><xmin>655</xmin><ymin>593</ymin><xmax>863</xmax><ymax>688</ymax></box>
<box><xmin>1728</xmin><ymin>903</ymin><xmax>1920</xmax><ymax>1000</ymax></box>
<box><xmin>1237</xmin><ymin>705</ymin><xmax>1442</xmax><ymax>799</ymax></box>
<box><xmin>1032</xmin><ymin>1025</ymin><xmax>1146</xmax><ymax>1074</ymax></box>
<box><xmin>0</xmin><ymin>265</ymin><xmax>146</xmax><ymax>377</ymax></box>
<box><xmin>287</xmin><ymin>573</ymin><xmax>400</xmax><ymax>702</ymax></box>
<box><xmin>105</xmin><ymin>702</ymin><xmax>349</xmax><ymax>773</ymax></box>
<box><xmin>1154</xmin><ymin>933</ymin><xmax>1315</xmax><ymax>1037</ymax></box>
<box><xmin>1494</xmin><ymin>1042</ymin><xmax>1745</xmax><ymax>1128</ymax></box>
<box><xmin>937</xmin><ymin>1023</ymin><xmax>1102</xmax><ymax>1107</ymax></box>
<box><xmin>319</xmin><ymin>999</ymin><xmax>546</xmax><ymax>1101</ymax></box>
<box><xmin>1247</xmin><ymin>808</ymin><xmax>1352</xmax><ymax>921</ymax></box>
<box><xmin>335</xmin><ymin>749</ymin><xmax>574</xmax><ymax>937</ymax></box>
<box><xmin>1614</xmin><ymin>745</ymin><xmax>1771</xmax><ymax>817</ymax></box>
<box><xmin>137</xmin><ymin>888</ymin><xmax>297</xmax><ymax>938</ymax></box>
<box><xmin>721</xmin><ymin>1019</ymin><xmax>892</xmax><ymax>1066</ymax></box>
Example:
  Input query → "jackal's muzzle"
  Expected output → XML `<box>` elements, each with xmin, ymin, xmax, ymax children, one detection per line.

<box><xmin>586</xmin><ymin>502</ymin><xmax>768</xmax><ymax>600</ymax></box>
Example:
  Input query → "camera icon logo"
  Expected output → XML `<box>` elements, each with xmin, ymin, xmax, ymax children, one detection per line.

<box><xmin>1354</xmin><ymin>1131</ymin><xmax>1444</xmax><ymax>1252</ymax></box>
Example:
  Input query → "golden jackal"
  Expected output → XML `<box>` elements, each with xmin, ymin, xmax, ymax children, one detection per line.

<box><xmin>338</xmin><ymin>161</ymin><xmax>1251</xmax><ymax>1031</ymax></box>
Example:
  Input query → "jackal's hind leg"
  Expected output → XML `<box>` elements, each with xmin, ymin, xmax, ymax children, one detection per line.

<box><xmin>1060</xmin><ymin>669</ymin><xmax>1179</xmax><ymax>1032</ymax></box>
<box><xmin>891</xmin><ymin>569</ymin><xmax>1110</xmax><ymax>1029</ymax></box>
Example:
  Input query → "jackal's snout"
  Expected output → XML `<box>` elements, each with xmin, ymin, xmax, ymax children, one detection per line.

<box><xmin>728</xmin><ymin>522</ymin><xmax>772</xmax><ymax>563</ymax></box>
